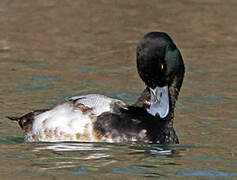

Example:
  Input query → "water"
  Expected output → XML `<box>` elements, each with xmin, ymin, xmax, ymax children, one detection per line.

<box><xmin>0</xmin><ymin>0</ymin><xmax>237</xmax><ymax>179</ymax></box>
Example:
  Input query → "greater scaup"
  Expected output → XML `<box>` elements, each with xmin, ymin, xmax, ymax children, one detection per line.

<box><xmin>7</xmin><ymin>32</ymin><xmax>185</xmax><ymax>144</ymax></box>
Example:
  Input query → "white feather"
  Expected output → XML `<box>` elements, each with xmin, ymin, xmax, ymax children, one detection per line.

<box><xmin>26</xmin><ymin>94</ymin><xmax>125</xmax><ymax>142</ymax></box>
<box><xmin>69</xmin><ymin>94</ymin><xmax>125</xmax><ymax>116</ymax></box>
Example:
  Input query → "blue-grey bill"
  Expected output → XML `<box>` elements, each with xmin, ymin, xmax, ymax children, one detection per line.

<box><xmin>149</xmin><ymin>86</ymin><xmax>169</xmax><ymax>118</ymax></box>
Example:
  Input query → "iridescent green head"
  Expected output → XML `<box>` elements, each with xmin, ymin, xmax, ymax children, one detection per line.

<box><xmin>137</xmin><ymin>32</ymin><xmax>185</xmax><ymax>118</ymax></box>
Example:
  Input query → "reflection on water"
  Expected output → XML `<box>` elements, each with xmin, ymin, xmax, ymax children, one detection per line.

<box><xmin>0</xmin><ymin>0</ymin><xmax>237</xmax><ymax>179</ymax></box>
<box><xmin>33</xmin><ymin>143</ymin><xmax>110</xmax><ymax>152</ymax></box>
<box><xmin>27</xmin><ymin>142</ymin><xmax>189</xmax><ymax>177</ymax></box>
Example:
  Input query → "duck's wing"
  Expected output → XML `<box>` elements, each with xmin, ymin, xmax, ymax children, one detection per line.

<box><xmin>68</xmin><ymin>94</ymin><xmax>126</xmax><ymax>116</ymax></box>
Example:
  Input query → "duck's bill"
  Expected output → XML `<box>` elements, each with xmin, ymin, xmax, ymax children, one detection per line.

<box><xmin>149</xmin><ymin>86</ymin><xmax>169</xmax><ymax>118</ymax></box>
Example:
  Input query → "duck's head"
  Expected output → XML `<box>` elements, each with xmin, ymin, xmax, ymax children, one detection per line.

<box><xmin>137</xmin><ymin>32</ymin><xmax>185</xmax><ymax>118</ymax></box>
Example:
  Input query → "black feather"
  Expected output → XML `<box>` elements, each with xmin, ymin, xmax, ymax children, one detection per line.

<box><xmin>6</xmin><ymin>109</ymin><xmax>49</xmax><ymax>130</ymax></box>
<box><xmin>6</xmin><ymin>116</ymin><xmax>20</xmax><ymax>122</ymax></box>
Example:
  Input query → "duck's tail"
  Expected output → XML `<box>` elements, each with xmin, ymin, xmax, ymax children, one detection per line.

<box><xmin>6</xmin><ymin>109</ymin><xmax>49</xmax><ymax>131</ymax></box>
<box><xmin>6</xmin><ymin>115</ymin><xmax>25</xmax><ymax>129</ymax></box>
<box><xmin>6</xmin><ymin>116</ymin><xmax>21</xmax><ymax>122</ymax></box>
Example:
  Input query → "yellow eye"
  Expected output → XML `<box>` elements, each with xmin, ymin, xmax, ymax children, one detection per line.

<box><xmin>161</xmin><ymin>64</ymin><xmax>164</xmax><ymax>70</ymax></box>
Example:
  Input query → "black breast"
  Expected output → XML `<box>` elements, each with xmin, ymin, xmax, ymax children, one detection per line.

<box><xmin>93</xmin><ymin>105</ymin><xmax>179</xmax><ymax>144</ymax></box>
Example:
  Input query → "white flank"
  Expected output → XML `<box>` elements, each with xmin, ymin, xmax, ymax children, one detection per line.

<box><xmin>26</xmin><ymin>94</ymin><xmax>125</xmax><ymax>142</ymax></box>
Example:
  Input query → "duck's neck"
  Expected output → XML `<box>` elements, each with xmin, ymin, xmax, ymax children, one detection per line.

<box><xmin>133</xmin><ymin>87</ymin><xmax>151</xmax><ymax>109</ymax></box>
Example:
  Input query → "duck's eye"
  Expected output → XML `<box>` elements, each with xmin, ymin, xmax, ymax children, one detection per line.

<box><xmin>161</xmin><ymin>64</ymin><xmax>164</xmax><ymax>70</ymax></box>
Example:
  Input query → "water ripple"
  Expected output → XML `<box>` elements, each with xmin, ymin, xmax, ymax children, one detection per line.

<box><xmin>177</xmin><ymin>169</ymin><xmax>237</xmax><ymax>178</ymax></box>
<box><xmin>33</xmin><ymin>143</ymin><xmax>110</xmax><ymax>152</ymax></box>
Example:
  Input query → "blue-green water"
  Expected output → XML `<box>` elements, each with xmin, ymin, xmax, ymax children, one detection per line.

<box><xmin>0</xmin><ymin>0</ymin><xmax>237</xmax><ymax>179</ymax></box>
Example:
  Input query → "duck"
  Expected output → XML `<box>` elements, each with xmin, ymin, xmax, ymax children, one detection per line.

<box><xmin>7</xmin><ymin>32</ymin><xmax>185</xmax><ymax>144</ymax></box>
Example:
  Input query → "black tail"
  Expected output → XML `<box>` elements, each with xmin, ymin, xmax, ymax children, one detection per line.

<box><xmin>6</xmin><ymin>116</ymin><xmax>20</xmax><ymax>122</ymax></box>
<box><xmin>6</xmin><ymin>116</ymin><xmax>24</xmax><ymax>129</ymax></box>
<box><xmin>6</xmin><ymin>109</ymin><xmax>49</xmax><ymax>130</ymax></box>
